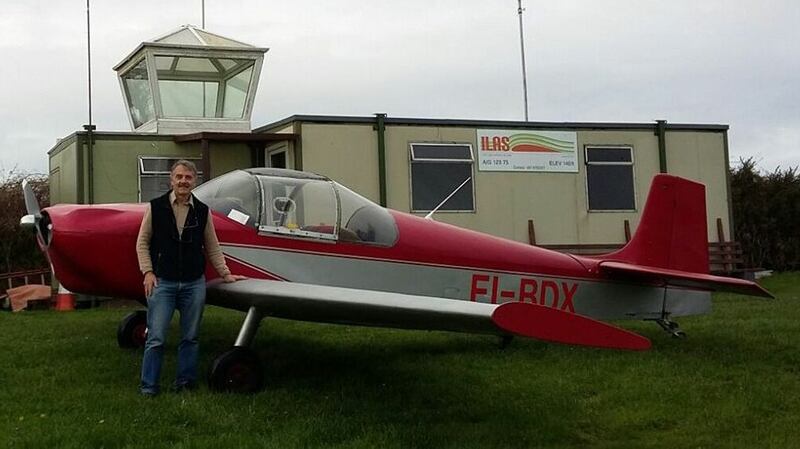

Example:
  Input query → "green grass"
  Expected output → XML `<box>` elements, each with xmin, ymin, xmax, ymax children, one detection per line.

<box><xmin>1</xmin><ymin>273</ymin><xmax>799</xmax><ymax>449</ymax></box>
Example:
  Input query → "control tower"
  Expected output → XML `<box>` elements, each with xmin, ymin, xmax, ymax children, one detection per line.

<box><xmin>113</xmin><ymin>25</ymin><xmax>267</xmax><ymax>134</ymax></box>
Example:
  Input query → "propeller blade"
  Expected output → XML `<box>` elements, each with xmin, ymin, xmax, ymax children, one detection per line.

<box><xmin>22</xmin><ymin>179</ymin><xmax>41</xmax><ymax>217</ymax></box>
<box><xmin>19</xmin><ymin>179</ymin><xmax>53</xmax><ymax>250</ymax></box>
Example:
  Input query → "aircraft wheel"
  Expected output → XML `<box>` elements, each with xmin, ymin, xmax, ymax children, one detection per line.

<box><xmin>117</xmin><ymin>310</ymin><xmax>147</xmax><ymax>348</ymax></box>
<box><xmin>208</xmin><ymin>347</ymin><xmax>264</xmax><ymax>393</ymax></box>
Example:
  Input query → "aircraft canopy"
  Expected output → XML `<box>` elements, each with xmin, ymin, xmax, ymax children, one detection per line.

<box><xmin>194</xmin><ymin>169</ymin><xmax>398</xmax><ymax>246</ymax></box>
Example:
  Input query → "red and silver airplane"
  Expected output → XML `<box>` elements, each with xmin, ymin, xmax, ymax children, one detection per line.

<box><xmin>21</xmin><ymin>168</ymin><xmax>771</xmax><ymax>392</ymax></box>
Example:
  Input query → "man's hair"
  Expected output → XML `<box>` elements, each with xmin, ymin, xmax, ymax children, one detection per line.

<box><xmin>170</xmin><ymin>159</ymin><xmax>198</xmax><ymax>176</ymax></box>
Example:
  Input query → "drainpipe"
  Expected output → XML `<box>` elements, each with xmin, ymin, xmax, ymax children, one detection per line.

<box><xmin>76</xmin><ymin>134</ymin><xmax>84</xmax><ymax>204</ymax></box>
<box><xmin>83</xmin><ymin>124</ymin><xmax>95</xmax><ymax>203</ymax></box>
<box><xmin>655</xmin><ymin>119</ymin><xmax>667</xmax><ymax>173</ymax></box>
<box><xmin>723</xmin><ymin>130</ymin><xmax>735</xmax><ymax>238</ymax></box>
<box><xmin>374</xmin><ymin>113</ymin><xmax>387</xmax><ymax>207</ymax></box>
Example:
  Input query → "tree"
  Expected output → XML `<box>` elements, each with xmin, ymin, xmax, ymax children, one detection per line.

<box><xmin>730</xmin><ymin>158</ymin><xmax>800</xmax><ymax>271</ymax></box>
<box><xmin>0</xmin><ymin>169</ymin><xmax>49</xmax><ymax>274</ymax></box>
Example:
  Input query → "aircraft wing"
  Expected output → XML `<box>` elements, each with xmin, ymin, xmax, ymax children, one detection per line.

<box><xmin>598</xmin><ymin>261</ymin><xmax>774</xmax><ymax>298</ymax></box>
<box><xmin>207</xmin><ymin>279</ymin><xmax>651</xmax><ymax>351</ymax></box>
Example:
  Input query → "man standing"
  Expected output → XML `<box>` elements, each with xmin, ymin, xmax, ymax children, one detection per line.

<box><xmin>136</xmin><ymin>160</ymin><xmax>244</xmax><ymax>396</ymax></box>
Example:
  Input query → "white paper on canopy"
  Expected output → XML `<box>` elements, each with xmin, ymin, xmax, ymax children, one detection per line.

<box><xmin>227</xmin><ymin>209</ymin><xmax>250</xmax><ymax>225</ymax></box>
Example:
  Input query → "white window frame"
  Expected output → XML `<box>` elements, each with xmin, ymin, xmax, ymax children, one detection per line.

<box><xmin>267</xmin><ymin>146</ymin><xmax>289</xmax><ymax>169</ymax></box>
<box><xmin>584</xmin><ymin>145</ymin><xmax>636</xmax><ymax>212</ymax></box>
<box><xmin>409</xmin><ymin>142</ymin><xmax>476</xmax><ymax>213</ymax></box>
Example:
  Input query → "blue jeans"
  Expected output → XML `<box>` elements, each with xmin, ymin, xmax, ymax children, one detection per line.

<box><xmin>140</xmin><ymin>276</ymin><xmax>206</xmax><ymax>394</ymax></box>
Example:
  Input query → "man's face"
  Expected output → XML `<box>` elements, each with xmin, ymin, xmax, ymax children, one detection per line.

<box><xmin>170</xmin><ymin>165</ymin><xmax>196</xmax><ymax>197</ymax></box>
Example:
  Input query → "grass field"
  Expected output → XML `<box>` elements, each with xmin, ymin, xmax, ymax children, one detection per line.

<box><xmin>1</xmin><ymin>273</ymin><xmax>798</xmax><ymax>449</ymax></box>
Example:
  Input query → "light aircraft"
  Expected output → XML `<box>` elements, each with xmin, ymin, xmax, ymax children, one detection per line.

<box><xmin>21</xmin><ymin>168</ymin><xmax>771</xmax><ymax>392</ymax></box>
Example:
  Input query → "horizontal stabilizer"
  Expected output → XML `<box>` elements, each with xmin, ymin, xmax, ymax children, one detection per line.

<box><xmin>599</xmin><ymin>261</ymin><xmax>773</xmax><ymax>298</ymax></box>
<box><xmin>492</xmin><ymin>302</ymin><xmax>651</xmax><ymax>351</ymax></box>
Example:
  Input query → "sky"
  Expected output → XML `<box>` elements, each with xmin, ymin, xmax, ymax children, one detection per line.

<box><xmin>1</xmin><ymin>0</ymin><xmax>798</xmax><ymax>175</ymax></box>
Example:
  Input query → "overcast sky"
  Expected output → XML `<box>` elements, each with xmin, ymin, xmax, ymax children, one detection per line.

<box><xmin>1</xmin><ymin>0</ymin><xmax>798</xmax><ymax>175</ymax></box>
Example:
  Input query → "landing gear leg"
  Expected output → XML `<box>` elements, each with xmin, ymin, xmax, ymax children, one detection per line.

<box><xmin>208</xmin><ymin>306</ymin><xmax>265</xmax><ymax>393</ymax></box>
<box><xmin>655</xmin><ymin>318</ymin><xmax>686</xmax><ymax>339</ymax></box>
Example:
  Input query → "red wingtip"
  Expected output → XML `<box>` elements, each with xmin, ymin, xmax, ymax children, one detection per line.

<box><xmin>492</xmin><ymin>302</ymin><xmax>651</xmax><ymax>351</ymax></box>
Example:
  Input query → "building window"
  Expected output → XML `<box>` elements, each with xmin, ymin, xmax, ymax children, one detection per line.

<box><xmin>154</xmin><ymin>56</ymin><xmax>255</xmax><ymax>119</ymax></box>
<box><xmin>267</xmin><ymin>145</ymin><xmax>288</xmax><ymax>169</ymax></box>
<box><xmin>585</xmin><ymin>146</ymin><xmax>635</xmax><ymax>211</ymax></box>
<box><xmin>410</xmin><ymin>143</ymin><xmax>474</xmax><ymax>212</ymax></box>
<box><xmin>121</xmin><ymin>59</ymin><xmax>155</xmax><ymax>128</ymax></box>
<box><xmin>138</xmin><ymin>157</ymin><xmax>204</xmax><ymax>202</ymax></box>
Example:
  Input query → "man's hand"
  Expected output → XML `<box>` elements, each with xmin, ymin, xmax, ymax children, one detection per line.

<box><xmin>223</xmin><ymin>274</ymin><xmax>248</xmax><ymax>283</ymax></box>
<box><xmin>143</xmin><ymin>272</ymin><xmax>158</xmax><ymax>298</ymax></box>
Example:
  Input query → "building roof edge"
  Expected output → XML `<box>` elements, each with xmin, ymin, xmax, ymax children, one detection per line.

<box><xmin>254</xmin><ymin>115</ymin><xmax>729</xmax><ymax>133</ymax></box>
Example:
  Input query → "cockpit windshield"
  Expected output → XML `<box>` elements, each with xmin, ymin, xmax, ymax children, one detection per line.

<box><xmin>193</xmin><ymin>170</ymin><xmax>260</xmax><ymax>227</ymax></box>
<box><xmin>335</xmin><ymin>183</ymin><xmax>398</xmax><ymax>246</ymax></box>
<box><xmin>257</xmin><ymin>175</ymin><xmax>339</xmax><ymax>240</ymax></box>
<box><xmin>194</xmin><ymin>169</ymin><xmax>397</xmax><ymax>246</ymax></box>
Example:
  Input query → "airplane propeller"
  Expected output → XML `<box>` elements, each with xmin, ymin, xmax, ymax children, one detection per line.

<box><xmin>20</xmin><ymin>179</ymin><xmax>53</xmax><ymax>250</ymax></box>
<box><xmin>22</xmin><ymin>179</ymin><xmax>41</xmax><ymax>217</ymax></box>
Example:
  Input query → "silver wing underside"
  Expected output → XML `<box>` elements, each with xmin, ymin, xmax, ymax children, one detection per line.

<box><xmin>206</xmin><ymin>279</ymin><xmax>653</xmax><ymax>350</ymax></box>
<box><xmin>206</xmin><ymin>279</ymin><xmax>502</xmax><ymax>336</ymax></box>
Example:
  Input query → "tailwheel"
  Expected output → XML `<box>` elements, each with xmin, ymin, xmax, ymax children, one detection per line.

<box><xmin>117</xmin><ymin>310</ymin><xmax>147</xmax><ymax>348</ymax></box>
<box><xmin>208</xmin><ymin>347</ymin><xmax>264</xmax><ymax>393</ymax></box>
<box><xmin>655</xmin><ymin>318</ymin><xmax>686</xmax><ymax>339</ymax></box>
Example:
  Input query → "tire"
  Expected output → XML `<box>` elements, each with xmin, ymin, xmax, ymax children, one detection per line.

<box><xmin>208</xmin><ymin>347</ymin><xmax>264</xmax><ymax>393</ymax></box>
<box><xmin>117</xmin><ymin>310</ymin><xmax>147</xmax><ymax>348</ymax></box>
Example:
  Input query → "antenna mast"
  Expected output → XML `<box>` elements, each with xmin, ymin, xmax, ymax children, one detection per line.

<box><xmin>424</xmin><ymin>177</ymin><xmax>472</xmax><ymax>220</ymax></box>
<box><xmin>517</xmin><ymin>0</ymin><xmax>530</xmax><ymax>121</ymax></box>
<box><xmin>86</xmin><ymin>0</ymin><xmax>92</xmax><ymax>127</ymax></box>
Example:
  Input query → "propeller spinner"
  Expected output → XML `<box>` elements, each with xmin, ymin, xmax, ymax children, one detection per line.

<box><xmin>20</xmin><ymin>179</ymin><xmax>52</xmax><ymax>249</ymax></box>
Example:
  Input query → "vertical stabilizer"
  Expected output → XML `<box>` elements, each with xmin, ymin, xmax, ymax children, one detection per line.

<box><xmin>606</xmin><ymin>175</ymin><xmax>709</xmax><ymax>273</ymax></box>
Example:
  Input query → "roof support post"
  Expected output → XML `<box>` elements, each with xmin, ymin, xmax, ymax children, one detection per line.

<box><xmin>723</xmin><ymin>130</ymin><xmax>735</xmax><ymax>239</ymax></box>
<box><xmin>656</xmin><ymin>119</ymin><xmax>668</xmax><ymax>173</ymax></box>
<box><xmin>83</xmin><ymin>124</ymin><xmax>96</xmax><ymax>203</ymax></box>
<box><xmin>249</xmin><ymin>142</ymin><xmax>266</xmax><ymax>168</ymax></box>
<box><xmin>201</xmin><ymin>138</ymin><xmax>211</xmax><ymax>181</ymax></box>
<box><xmin>292</xmin><ymin>123</ymin><xmax>303</xmax><ymax>170</ymax></box>
<box><xmin>374</xmin><ymin>113</ymin><xmax>387</xmax><ymax>207</ymax></box>
<box><xmin>76</xmin><ymin>134</ymin><xmax>84</xmax><ymax>204</ymax></box>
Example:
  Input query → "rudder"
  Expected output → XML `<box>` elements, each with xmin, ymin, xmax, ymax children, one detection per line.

<box><xmin>607</xmin><ymin>174</ymin><xmax>709</xmax><ymax>274</ymax></box>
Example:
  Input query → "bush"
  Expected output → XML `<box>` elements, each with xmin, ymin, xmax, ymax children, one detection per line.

<box><xmin>0</xmin><ymin>169</ymin><xmax>49</xmax><ymax>274</ymax></box>
<box><xmin>731</xmin><ymin>158</ymin><xmax>800</xmax><ymax>271</ymax></box>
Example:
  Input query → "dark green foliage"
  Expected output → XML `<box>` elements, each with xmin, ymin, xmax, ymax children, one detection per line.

<box><xmin>0</xmin><ymin>171</ymin><xmax>49</xmax><ymax>274</ymax></box>
<box><xmin>731</xmin><ymin>158</ymin><xmax>800</xmax><ymax>270</ymax></box>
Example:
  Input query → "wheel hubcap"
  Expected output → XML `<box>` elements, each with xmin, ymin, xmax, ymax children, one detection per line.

<box><xmin>227</xmin><ymin>363</ymin><xmax>255</xmax><ymax>388</ymax></box>
<box><xmin>132</xmin><ymin>323</ymin><xmax>147</xmax><ymax>346</ymax></box>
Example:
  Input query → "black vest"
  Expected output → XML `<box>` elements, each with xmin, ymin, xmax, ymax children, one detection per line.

<box><xmin>149</xmin><ymin>191</ymin><xmax>209</xmax><ymax>282</ymax></box>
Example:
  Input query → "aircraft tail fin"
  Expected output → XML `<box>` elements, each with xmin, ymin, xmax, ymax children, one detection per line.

<box><xmin>599</xmin><ymin>174</ymin><xmax>773</xmax><ymax>298</ymax></box>
<box><xmin>607</xmin><ymin>174</ymin><xmax>709</xmax><ymax>273</ymax></box>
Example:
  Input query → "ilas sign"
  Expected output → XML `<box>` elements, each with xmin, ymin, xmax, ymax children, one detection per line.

<box><xmin>477</xmin><ymin>129</ymin><xmax>578</xmax><ymax>172</ymax></box>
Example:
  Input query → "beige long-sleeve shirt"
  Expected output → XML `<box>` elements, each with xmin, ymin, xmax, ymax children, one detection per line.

<box><xmin>136</xmin><ymin>192</ymin><xmax>231</xmax><ymax>278</ymax></box>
